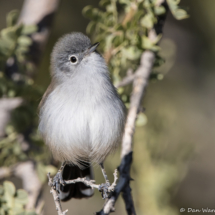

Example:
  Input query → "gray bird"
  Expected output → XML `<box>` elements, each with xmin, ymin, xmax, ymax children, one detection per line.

<box><xmin>38</xmin><ymin>32</ymin><xmax>125</xmax><ymax>200</ymax></box>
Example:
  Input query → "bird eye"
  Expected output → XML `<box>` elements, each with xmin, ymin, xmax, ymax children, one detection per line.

<box><xmin>70</xmin><ymin>56</ymin><xmax>77</xmax><ymax>64</ymax></box>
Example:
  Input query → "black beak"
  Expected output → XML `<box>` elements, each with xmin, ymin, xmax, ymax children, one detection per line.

<box><xmin>85</xmin><ymin>42</ymin><xmax>100</xmax><ymax>56</ymax></box>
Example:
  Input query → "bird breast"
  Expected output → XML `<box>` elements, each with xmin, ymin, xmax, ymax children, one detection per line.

<box><xmin>39</xmin><ymin>67</ymin><xmax>125</xmax><ymax>167</ymax></box>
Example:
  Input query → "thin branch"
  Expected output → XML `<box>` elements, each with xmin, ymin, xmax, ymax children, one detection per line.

<box><xmin>65</xmin><ymin>177</ymin><xmax>100</xmax><ymax>190</ymax></box>
<box><xmin>97</xmin><ymin>51</ymin><xmax>155</xmax><ymax>215</ymax></box>
<box><xmin>64</xmin><ymin>169</ymin><xmax>118</xmax><ymax>192</ymax></box>
<box><xmin>108</xmin><ymin>169</ymin><xmax>118</xmax><ymax>192</ymax></box>
<box><xmin>97</xmin><ymin>1</ymin><xmax>168</xmax><ymax>213</ymax></box>
<box><xmin>120</xmin><ymin>51</ymin><xmax>155</xmax><ymax>158</ymax></box>
<box><xmin>48</xmin><ymin>170</ymin><xmax>118</xmax><ymax>214</ymax></box>
<box><xmin>115</xmin><ymin>73</ymin><xmax>135</xmax><ymax>88</ymax></box>
<box><xmin>48</xmin><ymin>173</ymin><xmax>68</xmax><ymax>215</ymax></box>
<box><xmin>100</xmin><ymin>163</ymin><xmax>110</xmax><ymax>185</ymax></box>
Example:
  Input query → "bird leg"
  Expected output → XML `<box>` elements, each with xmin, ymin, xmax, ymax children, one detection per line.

<box><xmin>99</xmin><ymin>163</ymin><xmax>111</xmax><ymax>199</ymax></box>
<box><xmin>53</xmin><ymin>161</ymin><xmax>66</xmax><ymax>193</ymax></box>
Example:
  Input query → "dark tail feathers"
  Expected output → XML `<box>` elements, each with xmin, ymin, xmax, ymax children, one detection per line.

<box><xmin>59</xmin><ymin>164</ymin><xmax>94</xmax><ymax>201</ymax></box>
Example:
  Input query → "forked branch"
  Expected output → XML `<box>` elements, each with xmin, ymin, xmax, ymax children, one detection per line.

<box><xmin>96</xmin><ymin>1</ymin><xmax>168</xmax><ymax>214</ymax></box>
<box><xmin>96</xmin><ymin>51</ymin><xmax>155</xmax><ymax>215</ymax></box>
<box><xmin>47</xmin><ymin>169</ymin><xmax>118</xmax><ymax>215</ymax></box>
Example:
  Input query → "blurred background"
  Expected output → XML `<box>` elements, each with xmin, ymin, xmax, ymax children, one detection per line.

<box><xmin>0</xmin><ymin>0</ymin><xmax>215</xmax><ymax>215</ymax></box>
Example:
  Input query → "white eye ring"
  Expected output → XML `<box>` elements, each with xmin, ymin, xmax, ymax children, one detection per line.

<box><xmin>69</xmin><ymin>55</ymin><xmax>78</xmax><ymax>64</ymax></box>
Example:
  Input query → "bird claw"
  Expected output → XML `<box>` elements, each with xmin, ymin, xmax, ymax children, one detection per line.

<box><xmin>99</xmin><ymin>182</ymin><xmax>111</xmax><ymax>199</ymax></box>
<box><xmin>53</xmin><ymin>171</ymin><xmax>65</xmax><ymax>193</ymax></box>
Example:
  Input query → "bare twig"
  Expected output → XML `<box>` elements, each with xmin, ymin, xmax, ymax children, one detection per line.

<box><xmin>47</xmin><ymin>173</ymin><xmax>68</xmax><ymax>215</ymax></box>
<box><xmin>108</xmin><ymin>169</ymin><xmax>118</xmax><ymax>192</ymax></box>
<box><xmin>47</xmin><ymin>169</ymin><xmax>118</xmax><ymax>215</ymax></box>
<box><xmin>65</xmin><ymin>177</ymin><xmax>100</xmax><ymax>190</ymax></box>
<box><xmin>121</xmin><ymin>51</ymin><xmax>155</xmax><ymax>158</ymax></box>
<box><xmin>100</xmin><ymin>163</ymin><xmax>110</xmax><ymax>185</ymax></box>
<box><xmin>64</xmin><ymin>169</ymin><xmax>118</xmax><ymax>191</ymax></box>
<box><xmin>115</xmin><ymin>73</ymin><xmax>135</xmax><ymax>88</ymax></box>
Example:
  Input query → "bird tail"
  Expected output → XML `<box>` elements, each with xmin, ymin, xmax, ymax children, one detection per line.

<box><xmin>59</xmin><ymin>164</ymin><xmax>94</xmax><ymax>201</ymax></box>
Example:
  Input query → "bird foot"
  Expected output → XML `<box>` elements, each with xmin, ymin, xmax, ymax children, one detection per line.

<box><xmin>99</xmin><ymin>182</ymin><xmax>111</xmax><ymax>199</ymax></box>
<box><xmin>53</xmin><ymin>170</ymin><xmax>65</xmax><ymax>193</ymax></box>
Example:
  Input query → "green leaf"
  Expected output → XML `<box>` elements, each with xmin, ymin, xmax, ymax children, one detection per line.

<box><xmin>5</xmin><ymin>125</ymin><xmax>15</xmax><ymax>135</ymax></box>
<box><xmin>86</xmin><ymin>21</ymin><xmax>96</xmax><ymax>34</ymax></box>
<box><xmin>25</xmin><ymin>212</ymin><xmax>38</xmax><ymax>215</ymax></box>
<box><xmin>0</xmin><ymin>185</ymin><xmax>4</xmax><ymax>195</ymax></box>
<box><xmin>141</xmin><ymin>35</ymin><xmax>160</xmax><ymax>51</ymax></box>
<box><xmin>104</xmin><ymin>34</ymin><xmax>114</xmax><ymax>52</ymax></box>
<box><xmin>122</xmin><ymin>46</ymin><xmax>141</xmax><ymax>60</ymax></box>
<box><xmin>106</xmin><ymin>4</ymin><xmax>116</xmax><ymax>13</ymax></box>
<box><xmin>167</xmin><ymin>0</ymin><xmax>189</xmax><ymax>20</ymax></box>
<box><xmin>99</xmin><ymin>0</ymin><xmax>110</xmax><ymax>7</ymax></box>
<box><xmin>1</xmin><ymin>25</ymin><xmax>22</xmax><ymax>45</ymax></box>
<box><xmin>13</xmin><ymin>144</ymin><xmax>22</xmax><ymax>155</ymax></box>
<box><xmin>17</xmin><ymin>36</ymin><xmax>32</xmax><ymax>46</ymax></box>
<box><xmin>119</xmin><ymin>0</ymin><xmax>131</xmax><ymax>5</ymax></box>
<box><xmin>15</xmin><ymin>46</ymin><xmax>29</xmax><ymax>54</ymax></box>
<box><xmin>140</xmin><ymin>14</ymin><xmax>154</xmax><ymax>29</ymax></box>
<box><xmin>121</xmin><ymin>94</ymin><xmax>127</xmax><ymax>102</ymax></box>
<box><xmin>112</xmin><ymin>33</ymin><xmax>124</xmax><ymax>46</ymax></box>
<box><xmin>84</xmin><ymin>7</ymin><xmax>101</xmax><ymax>21</ymax></box>
<box><xmin>3</xmin><ymin>181</ymin><xmax>15</xmax><ymax>196</ymax></box>
<box><xmin>15</xmin><ymin>189</ymin><xmax>28</xmax><ymax>205</ymax></box>
<box><xmin>82</xmin><ymin>5</ymin><xmax>93</xmax><ymax>18</ymax></box>
<box><xmin>21</xmin><ymin>25</ymin><xmax>37</xmax><ymax>35</ymax></box>
<box><xmin>45</xmin><ymin>165</ymin><xmax>57</xmax><ymax>176</ymax></box>
<box><xmin>6</xmin><ymin>10</ymin><xmax>19</xmax><ymax>27</ymax></box>
<box><xmin>1</xmin><ymin>28</ymin><xmax>17</xmax><ymax>42</ymax></box>
<box><xmin>83</xmin><ymin>6</ymin><xmax>100</xmax><ymax>20</ymax></box>
<box><xmin>174</xmin><ymin>9</ymin><xmax>189</xmax><ymax>20</ymax></box>
<box><xmin>154</xmin><ymin>6</ymin><xmax>166</xmax><ymax>15</ymax></box>
<box><xmin>167</xmin><ymin>0</ymin><xmax>180</xmax><ymax>11</ymax></box>
<box><xmin>7</xmin><ymin>89</ymin><xmax>16</xmax><ymax>98</ymax></box>
<box><xmin>136</xmin><ymin>113</ymin><xmax>147</xmax><ymax>126</ymax></box>
<box><xmin>3</xmin><ymin>181</ymin><xmax>15</xmax><ymax>209</ymax></box>
<box><xmin>0</xmin><ymin>39</ymin><xmax>14</xmax><ymax>57</ymax></box>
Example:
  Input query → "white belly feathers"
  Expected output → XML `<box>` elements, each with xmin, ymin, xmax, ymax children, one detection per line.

<box><xmin>39</xmin><ymin>73</ymin><xmax>125</xmax><ymax>167</ymax></box>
